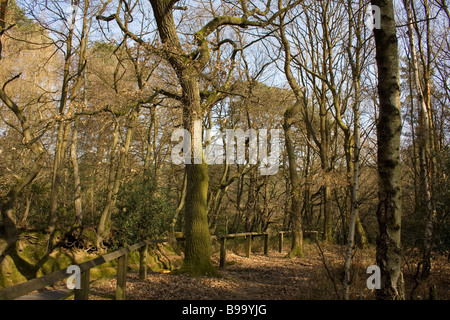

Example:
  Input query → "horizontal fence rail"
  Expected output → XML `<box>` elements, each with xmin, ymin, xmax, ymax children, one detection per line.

<box><xmin>0</xmin><ymin>232</ymin><xmax>274</xmax><ymax>300</ymax></box>
<box><xmin>0</xmin><ymin>238</ymin><xmax>176</xmax><ymax>300</ymax></box>
<box><xmin>217</xmin><ymin>232</ymin><xmax>269</xmax><ymax>268</ymax></box>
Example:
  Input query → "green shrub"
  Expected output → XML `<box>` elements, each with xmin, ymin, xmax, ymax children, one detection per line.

<box><xmin>111</xmin><ymin>171</ymin><xmax>175</xmax><ymax>249</ymax></box>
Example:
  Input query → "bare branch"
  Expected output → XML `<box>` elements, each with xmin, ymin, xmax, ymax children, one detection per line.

<box><xmin>2</xmin><ymin>73</ymin><xmax>21</xmax><ymax>91</ymax></box>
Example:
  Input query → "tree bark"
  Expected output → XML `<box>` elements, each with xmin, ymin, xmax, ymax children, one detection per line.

<box><xmin>343</xmin><ymin>0</ymin><xmax>367</xmax><ymax>299</ymax></box>
<box><xmin>278</xmin><ymin>6</ymin><xmax>304</xmax><ymax>256</ymax></box>
<box><xmin>372</xmin><ymin>0</ymin><xmax>405</xmax><ymax>300</ymax></box>
<box><xmin>70</xmin><ymin>120</ymin><xmax>83</xmax><ymax>227</ymax></box>
<box><xmin>171</xmin><ymin>170</ymin><xmax>187</xmax><ymax>235</ymax></box>
<box><xmin>283</xmin><ymin>103</ymin><xmax>304</xmax><ymax>258</ymax></box>
<box><xmin>149</xmin><ymin>0</ymin><xmax>216</xmax><ymax>275</ymax></box>
<box><xmin>245</xmin><ymin>168</ymin><xmax>257</xmax><ymax>232</ymax></box>
<box><xmin>319</xmin><ymin>80</ymin><xmax>332</xmax><ymax>243</ymax></box>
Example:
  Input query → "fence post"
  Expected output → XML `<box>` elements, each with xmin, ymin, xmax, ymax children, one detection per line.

<box><xmin>279</xmin><ymin>232</ymin><xmax>284</xmax><ymax>253</ymax></box>
<box><xmin>245</xmin><ymin>235</ymin><xmax>252</xmax><ymax>258</ymax></box>
<box><xmin>219</xmin><ymin>237</ymin><xmax>226</xmax><ymax>269</ymax></box>
<box><xmin>74</xmin><ymin>269</ymin><xmax>90</xmax><ymax>300</ymax></box>
<box><xmin>264</xmin><ymin>233</ymin><xmax>269</xmax><ymax>256</ymax></box>
<box><xmin>116</xmin><ymin>253</ymin><xmax>128</xmax><ymax>300</ymax></box>
<box><xmin>139</xmin><ymin>244</ymin><xmax>148</xmax><ymax>281</ymax></box>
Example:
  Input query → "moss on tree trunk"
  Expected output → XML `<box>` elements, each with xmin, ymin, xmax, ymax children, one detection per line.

<box><xmin>182</xmin><ymin>161</ymin><xmax>217</xmax><ymax>276</ymax></box>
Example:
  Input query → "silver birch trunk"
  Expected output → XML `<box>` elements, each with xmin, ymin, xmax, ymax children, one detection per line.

<box><xmin>372</xmin><ymin>0</ymin><xmax>404</xmax><ymax>300</ymax></box>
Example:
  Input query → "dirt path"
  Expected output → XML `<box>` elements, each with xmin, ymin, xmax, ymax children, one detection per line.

<box><xmin>15</xmin><ymin>289</ymin><xmax>70</xmax><ymax>300</ymax></box>
<box><xmin>88</xmin><ymin>251</ymin><xmax>334</xmax><ymax>300</ymax></box>
<box><xmin>25</xmin><ymin>244</ymin><xmax>447</xmax><ymax>300</ymax></box>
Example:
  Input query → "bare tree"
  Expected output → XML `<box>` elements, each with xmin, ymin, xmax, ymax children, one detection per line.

<box><xmin>98</xmin><ymin>0</ymin><xmax>302</xmax><ymax>275</ymax></box>
<box><xmin>278</xmin><ymin>3</ymin><xmax>304</xmax><ymax>257</ymax></box>
<box><xmin>343</xmin><ymin>0</ymin><xmax>365</xmax><ymax>300</ymax></box>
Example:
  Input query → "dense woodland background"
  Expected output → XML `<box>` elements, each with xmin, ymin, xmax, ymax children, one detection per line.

<box><xmin>0</xmin><ymin>0</ymin><xmax>448</xmax><ymax>300</ymax></box>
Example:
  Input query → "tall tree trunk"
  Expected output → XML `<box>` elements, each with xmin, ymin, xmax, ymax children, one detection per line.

<box><xmin>178</xmin><ymin>68</ymin><xmax>215</xmax><ymax>274</ymax></box>
<box><xmin>284</xmin><ymin>102</ymin><xmax>304</xmax><ymax>258</ymax></box>
<box><xmin>402</xmin><ymin>0</ymin><xmax>435</xmax><ymax>286</ymax></box>
<box><xmin>302</xmin><ymin>135</ymin><xmax>312</xmax><ymax>230</ymax></box>
<box><xmin>96</xmin><ymin>122</ymin><xmax>120</xmax><ymax>247</ymax></box>
<box><xmin>150</xmin><ymin>0</ymin><xmax>215</xmax><ymax>275</ymax></box>
<box><xmin>70</xmin><ymin>120</ymin><xmax>83</xmax><ymax>227</ymax></box>
<box><xmin>245</xmin><ymin>168</ymin><xmax>257</xmax><ymax>232</ymax></box>
<box><xmin>320</xmin><ymin>91</ymin><xmax>332</xmax><ymax>242</ymax></box>
<box><xmin>232</xmin><ymin>170</ymin><xmax>245</xmax><ymax>233</ymax></box>
<box><xmin>144</xmin><ymin>106</ymin><xmax>156</xmax><ymax>170</ymax></box>
<box><xmin>343</xmin><ymin>97</ymin><xmax>361</xmax><ymax>299</ymax></box>
<box><xmin>343</xmin><ymin>56</ymin><xmax>362</xmax><ymax>299</ymax></box>
<box><xmin>278</xmin><ymin>7</ymin><xmax>304</xmax><ymax>256</ymax></box>
<box><xmin>283</xmin><ymin>152</ymin><xmax>291</xmax><ymax>231</ymax></box>
<box><xmin>47</xmin><ymin>0</ymin><xmax>89</xmax><ymax>233</ymax></box>
<box><xmin>372</xmin><ymin>0</ymin><xmax>404</xmax><ymax>300</ymax></box>
<box><xmin>47</xmin><ymin>121</ymin><xmax>66</xmax><ymax>233</ymax></box>
<box><xmin>318</xmin><ymin>2</ymin><xmax>333</xmax><ymax>242</ymax></box>
<box><xmin>171</xmin><ymin>170</ymin><xmax>187</xmax><ymax>236</ymax></box>
<box><xmin>343</xmin><ymin>0</ymin><xmax>368</xmax><ymax>299</ymax></box>
<box><xmin>46</xmin><ymin>24</ymin><xmax>75</xmax><ymax>233</ymax></box>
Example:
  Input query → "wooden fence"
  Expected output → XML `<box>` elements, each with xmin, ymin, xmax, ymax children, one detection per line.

<box><xmin>217</xmin><ymin>232</ymin><xmax>268</xmax><ymax>268</ymax></box>
<box><xmin>277</xmin><ymin>230</ymin><xmax>320</xmax><ymax>253</ymax></box>
<box><xmin>0</xmin><ymin>232</ymin><xmax>273</xmax><ymax>300</ymax></box>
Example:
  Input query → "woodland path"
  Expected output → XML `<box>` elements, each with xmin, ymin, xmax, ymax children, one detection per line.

<box><xmin>13</xmin><ymin>247</ymin><xmax>450</xmax><ymax>300</ymax></box>
<box><xmin>87</xmin><ymin>251</ymin><xmax>337</xmax><ymax>300</ymax></box>
<box><xmin>14</xmin><ymin>289</ymin><xmax>70</xmax><ymax>300</ymax></box>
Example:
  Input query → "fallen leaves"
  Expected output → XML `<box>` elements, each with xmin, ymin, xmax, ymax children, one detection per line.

<box><xmin>86</xmin><ymin>245</ymin><xmax>450</xmax><ymax>300</ymax></box>
<box><xmin>88</xmin><ymin>251</ymin><xmax>327</xmax><ymax>300</ymax></box>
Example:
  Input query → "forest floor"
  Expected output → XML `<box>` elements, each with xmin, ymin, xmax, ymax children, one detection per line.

<box><xmin>86</xmin><ymin>242</ymin><xmax>450</xmax><ymax>300</ymax></box>
<box><xmin>89</xmin><ymin>251</ymin><xmax>325</xmax><ymax>300</ymax></box>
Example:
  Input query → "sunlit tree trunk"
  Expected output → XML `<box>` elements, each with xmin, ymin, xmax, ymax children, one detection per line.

<box><xmin>278</xmin><ymin>7</ymin><xmax>304</xmax><ymax>256</ymax></box>
<box><xmin>70</xmin><ymin>120</ymin><xmax>83</xmax><ymax>227</ymax></box>
<box><xmin>372</xmin><ymin>0</ymin><xmax>405</xmax><ymax>300</ymax></box>
<box><xmin>148</xmin><ymin>0</ymin><xmax>215</xmax><ymax>275</ymax></box>
<box><xmin>283</xmin><ymin>102</ymin><xmax>304</xmax><ymax>258</ymax></box>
